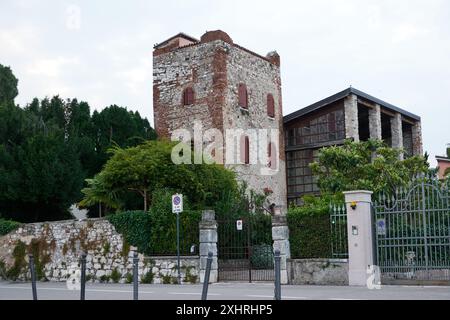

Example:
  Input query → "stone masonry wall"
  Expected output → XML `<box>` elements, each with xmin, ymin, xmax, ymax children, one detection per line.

<box><xmin>224</xmin><ymin>42</ymin><xmax>287</xmax><ymax>210</ymax></box>
<box><xmin>153</xmin><ymin>41</ymin><xmax>224</xmax><ymax>138</ymax></box>
<box><xmin>153</xmin><ymin>31</ymin><xmax>287</xmax><ymax>211</ymax></box>
<box><xmin>287</xmin><ymin>259</ymin><xmax>348</xmax><ymax>285</ymax></box>
<box><xmin>0</xmin><ymin>219</ymin><xmax>199</xmax><ymax>284</ymax></box>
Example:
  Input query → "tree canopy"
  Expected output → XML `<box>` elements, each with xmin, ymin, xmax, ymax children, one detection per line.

<box><xmin>0</xmin><ymin>63</ymin><xmax>156</xmax><ymax>222</ymax></box>
<box><xmin>0</xmin><ymin>65</ymin><xmax>18</xmax><ymax>105</ymax></box>
<box><xmin>80</xmin><ymin>140</ymin><xmax>238</xmax><ymax>213</ymax></box>
<box><xmin>310</xmin><ymin>139</ymin><xmax>429</xmax><ymax>196</ymax></box>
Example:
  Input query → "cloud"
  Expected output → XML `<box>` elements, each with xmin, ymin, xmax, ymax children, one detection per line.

<box><xmin>27</xmin><ymin>57</ymin><xmax>80</xmax><ymax>78</ymax></box>
<box><xmin>0</xmin><ymin>27</ymin><xmax>37</xmax><ymax>55</ymax></box>
<box><xmin>65</xmin><ymin>4</ymin><xmax>82</xmax><ymax>31</ymax></box>
<box><xmin>391</xmin><ymin>23</ymin><xmax>431</xmax><ymax>43</ymax></box>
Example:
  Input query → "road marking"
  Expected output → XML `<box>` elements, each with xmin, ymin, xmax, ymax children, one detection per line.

<box><xmin>168</xmin><ymin>292</ymin><xmax>221</xmax><ymax>296</ymax></box>
<box><xmin>0</xmin><ymin>286</ymin><xmax>154</xmax><ymax>294</ymax></box>
<box><xmin>328</xmin><ymin>298</ymin><xmax>364</xmax><ymax>300</ymax></box>
<box><xmin>246</xmin><ymin>294</ymin><xmax>308</xmax><ymax>299</ymax></box>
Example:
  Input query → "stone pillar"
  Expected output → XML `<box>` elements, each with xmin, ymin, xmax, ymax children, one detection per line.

<box><xmin>344</xmin><ymin>94</ymin><xmax>359</xmax><ymax>142</ymax></box>
<box><xmin>272</xmin><ymin>211</ymin><xmax>290</xmax><ymax>284</ymax></box>
<box><xmin>412</xmin><ymin>121</ymin><xmax>423</xmax><ymax>156</ymax></box>
<box><xmin>343</xmin><ymin>190</ymin><xmax>374</xmax><ymax>286</ymax></box>
<box><xmin>391</xmin><ymin>113</ymin><xmax>404</xmax><ymax>159</ymax></box>
<box><xmin>199</xmin><ymin>210</ymin><xmax>218</xmax><ymax>283</ymax></box>
<box><xmin>369</xmin><ymin>104</ymin><xmax>382</xmax><ymax>140</ymax></box>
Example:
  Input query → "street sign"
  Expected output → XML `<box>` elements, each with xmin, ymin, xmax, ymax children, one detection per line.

<box><xmin>376</xmin><ymin>218</ymin><xmax>386</xmax><ymax>236</ymax></box>
<box><xmin>236</xmin><ymin>219</ymin><xmax>243</xmax><ymax>231</ymax></box>
<box><xmin>172</xmin><ymin>194</ymin><xmax>183</xmax><ymax>214</ymax></box>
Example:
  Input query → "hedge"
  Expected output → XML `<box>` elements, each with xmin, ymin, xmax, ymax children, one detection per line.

<box><xmin>287</xmin><ymin>201</ymin><xmax>332</xmax><ymax>259</ymax></box>
<box><xmin>108</xmin><ymin>210</ymin><xmax>201</xmax><ymax>256</ymax></box>
<box><xmin>0</xmin><ymin>219</ymin><xmax>21</xmax><ymax>236</ymax></box>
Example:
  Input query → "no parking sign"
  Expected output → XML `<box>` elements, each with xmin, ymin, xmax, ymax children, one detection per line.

<box><xmin>172</xmin><ymin>194</ymin><xmax>183</xmax><ymax>214</ymax></box>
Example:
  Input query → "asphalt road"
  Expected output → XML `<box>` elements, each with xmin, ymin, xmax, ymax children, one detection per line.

<box><xmin>0</xmin><ymin>281</ymin><xmax>449</xmax><ymax>300</ymax></box>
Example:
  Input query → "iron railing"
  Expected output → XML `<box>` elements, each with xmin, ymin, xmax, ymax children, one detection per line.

<box><xmin>329</xmin><ymin>203</ymin><xmax>348</xmax><ymax>259</ymax></box>
<box><xmin>374</xmin><ymin>174</ymin><xmax>450</xmax><ymax>283</ymax></box>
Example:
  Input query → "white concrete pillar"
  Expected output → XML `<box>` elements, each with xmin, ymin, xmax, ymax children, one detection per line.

<box><xmin>344</xmin><ymin>94</ymin><xmax>359</xmax><ymax>142</ymax></box>
<box><xmin>272</xmin><ymin>212</ymin><xmax>290</xmax><ymax>284</ymax></box>
<box><xmin>343</xmin><ymin>190</ymin><xmax>374</xmax><ymax>286</ymax></box>
<box><xmin>369</xmin><ymin>104</ymin><xmax>382</xmax><ymax>140</ymax></box>
<box><xmin>199</xmin><ymin>210</ymin><xmax>218</xmax><ymax>283</ymax></box>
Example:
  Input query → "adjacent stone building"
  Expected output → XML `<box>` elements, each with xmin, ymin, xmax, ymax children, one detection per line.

<box><xmin>284</xmin><ymin>87</ymin><xmax>423</xmax><ymax>204</ymax></box>
<box><xmin>152</xmin><ymin>31</ymin><xmax>424</xmax><ymax>208</ymax></box>
<box><xmin>153</xmin><ymin>30</ymin><xmax>287</xmax><ymax>210</ymax></box>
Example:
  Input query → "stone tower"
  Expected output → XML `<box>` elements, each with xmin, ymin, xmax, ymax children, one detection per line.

<box><xmin>153</xmin><ymin>30</ymin><xmax>287</xmax><ymax>210</ymax></box>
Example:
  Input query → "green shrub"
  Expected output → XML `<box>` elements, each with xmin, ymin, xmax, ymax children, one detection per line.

<box><xmin>125</xmin><ymin>272</ymin><xmax>133</xmax><ymax>284</ymax></box>
<box><xmin>184</xmin><ymin>267</ymin><xmax>198</xmax><ymax>284</ymax></box>
<box><xmin>251</xmin><ymin>244</ymin><xmax>274</xmax><ymax>269</ymax></box>
<box><xmin>0</xmin><ymin>260</ymin><xmax>7</xmax><ymax>279</ymax></box>
<box><xmin>287</xmin><ymin>196</ymin><xmax>333</xmax><ymax>259</ymax></box>
<box><xmin>162</xmin><ymin>274</ymin><xmax>171</xmax><ymax>284</ymax></box>
<box><xmin>108</xmin><ymin>200</ymin><xmax>201</xmax><ymax>256</ymax></box>
<box><xmin>7</xmin><ymin>240</ymin><xmax>27</xmax><ymax>280</ymax></box>
<box><xmin>0</xmin><ymin>219</ymin><xmax>21</xmax><ymax>236</ymax></box>
<box><xmin>103</xmin><ymin>242</ymin><xmax>110</xmax><ymax>255</ymax></box>
<box><xmin>141</xmin><ymin>271</ymin><xmax>154</xmax><ymax>284</ymax></box>
<box><xmin>99</xmin><ymin>275</ymin><xmax>110</xmax><ymax>283</ymax></box>
<box><xmin>108</xmin><ymin>211</ymin><xmax>152</xmax><ymax>253</ymax></box>
<box><xmin>110</xmin><ymin>268</ymin><xmax>121</xmax><ymax>283</ymax></box>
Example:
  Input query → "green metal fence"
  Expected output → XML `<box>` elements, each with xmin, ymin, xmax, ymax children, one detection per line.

<box><xmin>374</xmin><ymin>175</ymin><xmax>450</xmax><ymax>284</ymax></box>
<box><xmin>329</xmin><ymin>203</ymin><xmax>348</xmax><ymax>259</ymax></box>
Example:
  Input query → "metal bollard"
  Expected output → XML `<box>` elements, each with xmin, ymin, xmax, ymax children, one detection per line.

<box><xmin>274</xmin><ymin>249</ymin><xmax>281</xmax><ymax>300</ymax></box>
<box><xmin>201</xmin><ymin>251</ymin><xmax>213</xmax><ymax>301</ymax></box>
<box><xmin>80</xmin><ymin>252</ymin><xmax>87</xmax><ymax>300</ymax></box>
<box><xmin>28</xmin><ymin>254</ymin><xmax>37</xmax><ymax>300</ymax></box>
<box><xmin>133</xmin><ymin>251</ymin><xmax>139</xmax><ymax>300</ymax></box>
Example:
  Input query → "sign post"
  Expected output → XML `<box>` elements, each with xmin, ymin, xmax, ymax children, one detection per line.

<box><xmin>172</xmin><ymin>194</ymin><xmax>183</xmax><ymax>284</ymax></box>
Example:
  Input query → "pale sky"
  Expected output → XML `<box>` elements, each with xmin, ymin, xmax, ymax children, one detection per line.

<box><xmin>1</xmin><ymin>0</ymin><xmax>449</xmax><ymax>166</ymax></box>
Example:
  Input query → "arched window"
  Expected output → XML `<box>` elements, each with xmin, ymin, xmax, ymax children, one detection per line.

<box><xmin>240</xmin><ymin>135</ymin><xmax>250</xmax><ymax>164</ymax></box>
<box><xmin>268</xmin><ymin>142</ymin><xmax>277</xmax><ymax>169</ymax></box>
<box><xmin>183</xmin><ymin>87</ymin><xmax>194</xmax><ymax>105</ymax></box>
<box><xmin>238</xmin><ymin>84</ymin><xmax>248</xmax><ymax>109</ymax></box>
<box><xmin>267</xmin><ymin>94</ymin><xmax>275</xmax><ymax>118</ymax></box>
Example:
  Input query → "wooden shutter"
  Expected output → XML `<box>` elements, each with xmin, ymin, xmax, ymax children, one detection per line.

<box><xmin>238</xmin><ymin>84</ymin><xmax>248</xmax><ymax>109</ymax></box>
<box><xmin>245</xmin><ymin>136</ymin><xmax>249</xmax><ymax>164</ymax></box>
<box><xmin>240</xmin><ymin>135</ymin><xmax>250</xmax><ymax>164</ymax></box>
<box><xmin>183</xmin><ymin>87</ymin><xmax>194</xmax><ymax>105</ymax></box>
<box><xmin>267</xmin><ymin>94</ymin><xmax>275</xmax><ymax>118</ymax></box>
<box><xmin>268</xmin><ymin>142</ymin><xmax>277</xmax><ymax>169</ymax></box>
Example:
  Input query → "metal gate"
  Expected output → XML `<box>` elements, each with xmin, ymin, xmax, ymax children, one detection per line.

<box><xmin>217</xmin><ymin>214</ymin><xmax>274</xmax><ymax>282</ymax></box>
<box><xmin>373</xmin><ymin>176</ymin><xmax>450</xmax><ymax>285</ymax></box>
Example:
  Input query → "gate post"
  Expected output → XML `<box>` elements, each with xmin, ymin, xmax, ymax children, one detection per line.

<box><xmin>343</xmin><ymin>190</ymin><xmax>374</xmax><ymax>286</ymax></box>
<box><xmin>271</xmin><ymin>206</ymin><xmax>290</xmax><ymax>284</ymax></box>
<box><xmin>199</xmin><ymin>210</ymin><xmax>218</xmax><ymax>283</ymax></box>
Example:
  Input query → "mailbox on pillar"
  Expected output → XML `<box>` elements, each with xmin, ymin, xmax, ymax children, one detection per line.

<box><xmin>343</xmin><ymin>190</ymin><xmax>374</xmax><ymax>286</ymax></box>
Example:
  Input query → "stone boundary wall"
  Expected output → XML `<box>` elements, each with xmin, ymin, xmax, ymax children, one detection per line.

<box><xmin>287</xmin><ymin>259</ymin><xmax>348</xmax><ymax>285</ymax></box>
<box><xmin>0</xmin><ymin>218</ymin><xmax>200</xmax><ymax>284</ymax></box>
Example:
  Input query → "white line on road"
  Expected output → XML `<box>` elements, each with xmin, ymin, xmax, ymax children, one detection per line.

<box><xmin>0</xmin><ymin>286</ymin><xmax>154</xmax><ymax>294</ymax></box>
<box><xmin>168</xmin><ymin>292</ymin><xmax>221</xmax><ymax>296</ymax></box>
<box><xmin>246</xmin><ymin>294</ymin><xmax>308</xmax><ymax>299</ymax></box>
<box><xmin>328</xmin><ymin>298</ymin><xmax>363</xmax><ymax>300</ymax></box>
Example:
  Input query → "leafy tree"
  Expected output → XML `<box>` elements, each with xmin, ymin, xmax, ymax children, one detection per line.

<box><xmin>0</xmin><ymin>64</ymin><xmax>18</xmax><ymax>105</ymax></box>
<box><xmin>91</xmin><ymin>105</ymin><xmax>156</xmax><ymax>175</ymax></box>
<box><xmin>310</xmin><ymin>139</ymin><xmax>428</xmax><ymax>195</ymax></box>
<box><xmin>80</xmin><ymin>140</ymin><xmax>238</xmax><ymax>212</ymax></box>
<box><xmin>0</xmin><ymin>64</ymin><xmax>156</xmax><ymax>222</ymax></box>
